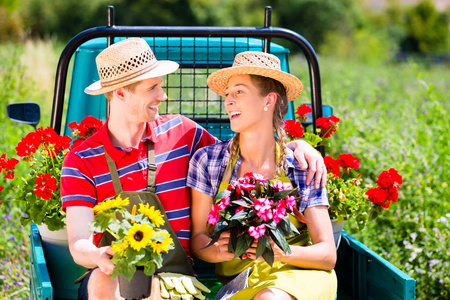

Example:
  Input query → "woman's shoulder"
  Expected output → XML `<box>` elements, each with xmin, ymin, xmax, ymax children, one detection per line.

<box><xmin>192</xmin><ymin>139</ymin><xmax>232</xmax><ymax>163</ymax></box>
<box><xmin>284</xmin><ymin>147</ymin><xmax>305</xmax><ymax>172</ymax></box>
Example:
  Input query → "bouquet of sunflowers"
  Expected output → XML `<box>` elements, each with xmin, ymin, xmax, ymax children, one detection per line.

<box><xmin>89</xmin><ymin>195</ymin><xmax>174</xmax><ymax>280</ymax></box>
<box><xmin>207</xmin><ymin>172</ymin><xmax>303</xmax><ymax>266</ymax></box>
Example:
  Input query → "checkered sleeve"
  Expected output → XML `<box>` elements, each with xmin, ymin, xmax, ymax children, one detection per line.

<box><xmin>187</xmin><ymin>147</ymin><xmax>215</xmax><ymax>196</ymax></box>
<box><xmin>286</xmin><ymin>150</ymin><xmax>329</xmax><ymax>213</ymax></box>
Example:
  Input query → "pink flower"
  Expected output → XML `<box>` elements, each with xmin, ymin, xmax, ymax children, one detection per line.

<box><xmin>218</xmin><ymin>196</ymin><xmax>231</xmax><ymax>210</ymax></box>
<box><xmin>257</xmin><ymin>206</ymin><xmax>274</xmax><ymax>221</ymax></box>
<box><xmin>254</xmin><ymin>198</ymin><xmax>272</xmax><ymax>212</ymax></box>
<box><xmin>248</xmin><ymin>224</ymin><xmax>266</xmax><ymax>239</ymax></box>
<box><xmin>253</xmin><ymin>173</ymin><xmax>267</xmax><ymax>184</ymax></box>
<box><xmin>285</xmin><ymin>195</ymin><xmax>296</xmax><ymax>212</ymax></box>
<box><xmin>273</xmin><ymin>180</ymin><xmax>292</xmax><ymax>191</ymax></box>
<box><xmin>273</xmin><ymin>201</ymin><xmax>287</xmax><ymax>224</ymax></box>
<box><xmin>207</xmin><ymin>204</ymin><xmax>221</xmax><ymax>225</ymax></box>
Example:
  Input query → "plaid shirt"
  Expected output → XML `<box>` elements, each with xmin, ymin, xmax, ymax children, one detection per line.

<box><xmin>187</xmin><ymin>139</ymin><xmax>329</xmax><ymax>212</ymax></box>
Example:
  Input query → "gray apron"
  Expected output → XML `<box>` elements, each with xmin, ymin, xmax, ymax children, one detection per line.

<box><xmin>98</xmin><ymin>141</ymin><xmax>195</xmax><ymax>276</ymax></box>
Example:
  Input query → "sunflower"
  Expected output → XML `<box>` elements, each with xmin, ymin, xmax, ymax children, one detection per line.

<box><xmin>111</xmin><ymin>241</ymin><xmax>129</xmax><ymax>254</ymax></box>
<box><xmin>125</xmin><ymin>223</ymin><xmax>154</xmax><ymax>251</ymax></box>
<box><xmin>138</xmin><ymin>203</ymin><xmax>165</xmax><ymax>227</ymax></box>
<box><xmin>93</xmin><ymin>194</ymin><xmax>130</xmax><ymax>214</ymax></box>
<box><xmin>151</xmin><ymin>232</ymin><xmax>173</xmax><ymax>255</ymax></box>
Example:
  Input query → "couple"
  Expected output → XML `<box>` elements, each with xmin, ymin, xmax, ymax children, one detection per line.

<box><xmin>61</xmin><ymin>38</ymin><xmax>337</xmax><ymax>300</ymax></box>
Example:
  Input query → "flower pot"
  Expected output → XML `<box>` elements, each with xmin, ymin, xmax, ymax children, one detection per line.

<box><xmin>118</xmin><ymin>267</ymin><xmax>152</xmax><ymax>300</ymax></box>
<box><xmin>331</xmin><ymin>219</ymin><xmax>345</xmax><ymax>249</ymax></box>
<box><xmin>35</xmin><ymin>223</ymin><xmax>88</xmax><ymax>299</ymax></box>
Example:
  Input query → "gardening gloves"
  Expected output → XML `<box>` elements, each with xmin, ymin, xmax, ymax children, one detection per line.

<box><xmin>159</xmin><ymin>272</ymin><xmax>211</xmax><ymax>300</ymax></box>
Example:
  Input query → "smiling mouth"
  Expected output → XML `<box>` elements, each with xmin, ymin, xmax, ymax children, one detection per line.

<box><xmin>229</xmin><ymin>111</ymin><xmax>241</xmax><ymax>119</ymax></box>
<box><xmin>149</xmin><ymin>105</ymin><xmax>158</xmax><ymax>111</ymax></box>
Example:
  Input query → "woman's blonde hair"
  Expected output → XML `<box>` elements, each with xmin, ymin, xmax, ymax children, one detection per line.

<box><xmin>226</xmin><ymin>74</ymin><xmax>289</xmax><ymax>180</ymax></box>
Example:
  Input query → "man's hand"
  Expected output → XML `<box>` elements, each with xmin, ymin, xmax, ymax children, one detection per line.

<box><xmin>286</xmin><ymin>139</ymin><xmax>327</xmax><ymax>189</ymax></box>
<box><xmin>159</xmin><ymin>272</ymin><xmax>211</xmax><ymax>300</ymax></box>
<box><xmin>97</xmin><ymin>246</ymin><xmax>116</xmax><ymax>276</ymax></box>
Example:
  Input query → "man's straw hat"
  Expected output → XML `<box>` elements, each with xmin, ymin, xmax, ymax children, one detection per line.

<box><xmin>85</xmin><ymin>38</ymin><xmax>179</xmax><ymax>95</ymax></box>
<box><xmin>207</xmin><ymin>51</ymin><xmax>303</xmax><ymax>101</ymax></box>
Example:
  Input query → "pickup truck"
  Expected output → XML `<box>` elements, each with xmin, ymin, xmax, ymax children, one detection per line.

<box><xmin>11</xmin><ymin>6</ymin><xmax>415</xmax><ymax>300</ymax></box>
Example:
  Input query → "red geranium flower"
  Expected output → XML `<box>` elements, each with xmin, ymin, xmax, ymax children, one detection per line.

<box><xmin>324</xmin><ymin>156</ymin><xmax>341</xmax><ymax>178</ymax></box>
<box><xmin>284</xmin><ymin>119</ymin><xmax>304</xmax><ymax>140</ymax></box>
<box><xmin>338</xmin><ymin>153</ymin><xmax>360</xmax><ymax>174</ymax></box>
<box><xmin>16</xmin><ymin>131</ymin><xmax>41</xmax><ymax>160</ymax></box>
<box><xmin>316</xmin><ymin>115</ymin><xmax>340</xmax><ymax>138</ymax></box>
<box><xmin>376</xmin><ymin>168</ymin><xmax>403</xmax><ymax>189</ymax></box>
<box><xmin>0</xmin><ymin>154</ymin><xmax>19</xmax><ymax>179</ymax></box>
<box><xmin>70</xmin><ymin>116</ymin><xmax>103</xmax><ymax>139</ymax></box>
<box><xmin>295</xmin><ymin>104</ymin><xmax>312</xmax><ymax>122</ymax></box>
<box><xmin>34</xmin><ymin>173</ymin><xmax>58</xmax><ymax>200</ymax></box>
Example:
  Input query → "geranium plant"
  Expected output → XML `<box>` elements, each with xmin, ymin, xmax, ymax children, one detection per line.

<box><xmin>206</xmin><ymin>172</ymin><xmax>306</xmax><ymax>266</ymax></box>
<box><xmin>89</xmin><ymin>194</ymin><xmax>174</xmax><ymax>280</ymax></box>
<box><xmin>285</xmin><ymin>104</ymin><xmax>403</xmax><ymax>230</ymax></box>
<box><xmin>0</xmin><ymin>116</ymin><xmax>103</xmax><ymax>231</ymax></box>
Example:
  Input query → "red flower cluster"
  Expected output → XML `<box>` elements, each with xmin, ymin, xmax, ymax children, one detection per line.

<box><xmin>316</xmin><ymin>115</ymin><xmax>340</xmax><ymax>138</ymax></box>
<box><xmin>366</xmin><ymin>168</ymin><xmax>403</xmax><ymax>209</ymax></box>
<box><xmin>69</xmin><ymin>116</ymin><xmax>103</xmax><ymax>139</ymax></box>
<box><xmin>295</xmin><ymin>103</ymin><xmax>312</xmax><ymax>122</ymax></box>
<box><xmin>0</xmin><ymin>153</ymin><xmax>19</xmax><ymax>179</ymax></box>
<box><xmin>16</xmin><ymin>127</ymin><xmax>71</xmax><ymax>160</ymax></box>
<box><xmin>284</xmin><ymin>119</ymin><xmax>304</xmax><ymax>140</ymax></box>
<box><xmin>1</xmin><ymin>116</ymin><xmax>103</xmax><ymax>203</ymax></box>
<box><xmin>324</xmin><ymin>153</ymin><xmax>360</xmax><ymax>178</ymax></box>
<box><xmin>34</xmin><ymin>173</ymin><xmax>58</xmax><ymax>200</ymax></box>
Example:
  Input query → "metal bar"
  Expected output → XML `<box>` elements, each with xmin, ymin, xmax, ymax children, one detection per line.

<box><xmin>51</xmin><ymin>25</ymin><xmax>322</xmax><ymax>136</ymax></box>
<box><xmin>263</xmin><ymin>6</ymin><xmax>272</xmax><ymax>53</ymax></box>
<box><xmin>106</xmin><ymin>6</ymin><xmax>115</xmax><ymax>118</ymax></box>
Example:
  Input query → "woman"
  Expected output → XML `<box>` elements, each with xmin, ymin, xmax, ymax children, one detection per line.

<box><xmin>187</xmin><ymin>51</ymin><xmax>337</xmax><ymax>300</ymax></box>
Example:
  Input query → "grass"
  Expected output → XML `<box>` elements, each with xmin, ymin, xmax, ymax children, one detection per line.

<box><xmin>1</xmin><ymin>39</ymin><xmax>449</xmax><ymax>299</ymax></box>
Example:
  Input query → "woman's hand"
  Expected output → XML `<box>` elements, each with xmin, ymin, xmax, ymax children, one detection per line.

<box><xmin>215</xmin><ymin>231</ymin><xmax>236</xmax><ymax>261</ymax></box>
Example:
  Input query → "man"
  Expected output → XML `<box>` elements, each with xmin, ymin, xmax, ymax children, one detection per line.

<box><xmin>61</xmin><ymin>38</ymin><xmax>326</xmax><ymax>300</ymax></box>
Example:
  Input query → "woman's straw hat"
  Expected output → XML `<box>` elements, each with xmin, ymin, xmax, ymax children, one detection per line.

<box><xmin>85</xmin><ymin>38</ymin><xmax>179</xmax><ymax>95</ymax></box>
<box><xmin>207</xmin><ymin>51</ymin><xmax>303</xmax><ymax>101</ymax></box>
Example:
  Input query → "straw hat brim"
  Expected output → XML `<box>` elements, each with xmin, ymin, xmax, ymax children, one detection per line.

<box><xmin>207</xmin><ymin>65</ymin><xmax>303</xmax><ymax>101</ymax></box>
<box><xmin>84</xmin><ymin>60</ymin><xmax>179</xmax><ymax>95</ymax></box>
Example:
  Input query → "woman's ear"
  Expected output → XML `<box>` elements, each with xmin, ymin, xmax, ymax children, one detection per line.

<box><xmin>264</xmin><ymin>92</ymin><xmax>278</xmax><ymax>110</ymax></box>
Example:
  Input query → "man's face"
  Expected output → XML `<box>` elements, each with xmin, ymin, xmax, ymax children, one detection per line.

<box><xmin>124</xmin><ymin>77</ymin><xmax>168</xmax><ymax>122</ymax></box>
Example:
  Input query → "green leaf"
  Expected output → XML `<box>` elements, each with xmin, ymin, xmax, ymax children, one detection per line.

<box><xmin>270</xmin><ymin>227</ymin><xmax>291</xmax><ymax>255</ymax></box>
<box><xmin>256</xmin><ymin>235</ymin><xmax>270</xmax><ymax>259</ymax></box>
<box><xmin>215</xmin><ymin>189</ymin><xmax>231</xmax><ymax>201</ymax></box>
<box><xmin>144</xmin><ymin>261</ymin><xmax>156</xmax><ymax>276</ymax></box>
<box><xmin>230</xmin><ymin>200</ymin><xmax>252</xmax><ymax>208</ymax></box>
<box><xmin>233</xmin><ymin>233</ymin><xmax>254</xmax><ymax>258</ymax></box>
<box><xmin>261</xmin><ymin>246</ymin><xmax>274</xmax><ymax>266</ymax></box>
<box><xmin>277</xmin><ymin>217</ymin><xmax>294</xmax><ymax>236</ymax></box>
<box><xmin>212</xmin><ymin>218</ymin><xmax>229</xmax><ymax>235</ymax></box>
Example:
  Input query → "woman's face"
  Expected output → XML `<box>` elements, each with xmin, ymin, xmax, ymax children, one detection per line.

<box><xmin>224</xmin><ymin>74</ymin><xmax>270</xmax><ymax>133</ymax></box>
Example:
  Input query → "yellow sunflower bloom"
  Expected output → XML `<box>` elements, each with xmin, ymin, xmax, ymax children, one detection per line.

<box><xmin>151</xmin><ymin>232</ymin><xmax>173</xmax><ymax>255</ymax></box>
<box><xmin>125</xmin><ymin>223</ymin><xmax>154</xmax><ymax>251</ymax></box>
<box><xmin>111</xmin><ymin>241</ymin><xmax>129</xmax><ymax>254</ymax></box>
<box><xmin>138</xmin><ymin>203</ymin><xmax>165</xmax><ymax>227</ymax></box>
<box><xmin>93</xmin><ymin>194</ymin><xmax>130</xmax><ymax>213</ymax></box>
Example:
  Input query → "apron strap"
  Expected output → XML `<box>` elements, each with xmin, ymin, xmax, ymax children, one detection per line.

<box><xmin>105</xmin><ymin>152</ymin><xmax>124</xmax><ymax>194</ymax></box>
<box><xmin>147</xmin><ymin>140</ymin><xmax>157</xmax><ymax>193</ymax></box>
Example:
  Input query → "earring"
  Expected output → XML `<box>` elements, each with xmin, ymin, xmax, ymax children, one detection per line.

<box><xmin>263</xmin><ymin>107</ymin><xmax>268</xmax><ymax>111</ymax></box>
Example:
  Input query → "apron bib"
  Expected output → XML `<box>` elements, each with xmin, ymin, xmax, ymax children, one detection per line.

<box><xmin>215</xmin><ymin>146</ymin><xmax>311</xmax><ymax>283</ymax></box>
<box><xmin>98</xmin><ymin>141</ymin><xmax>194</xmax><ymax>276</ymax></box>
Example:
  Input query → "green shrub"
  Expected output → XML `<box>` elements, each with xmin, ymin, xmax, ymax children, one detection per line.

<box><xmin>309</xmin><ymin>56</ymin><xmax>450</xmax><ymax>299</ymax></box>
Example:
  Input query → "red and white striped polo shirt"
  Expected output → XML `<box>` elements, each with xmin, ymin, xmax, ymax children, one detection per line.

<box><xmin>61</xmin><ymin>114</ymin><xmax>216</xmax><ymax>254</ymax></box>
